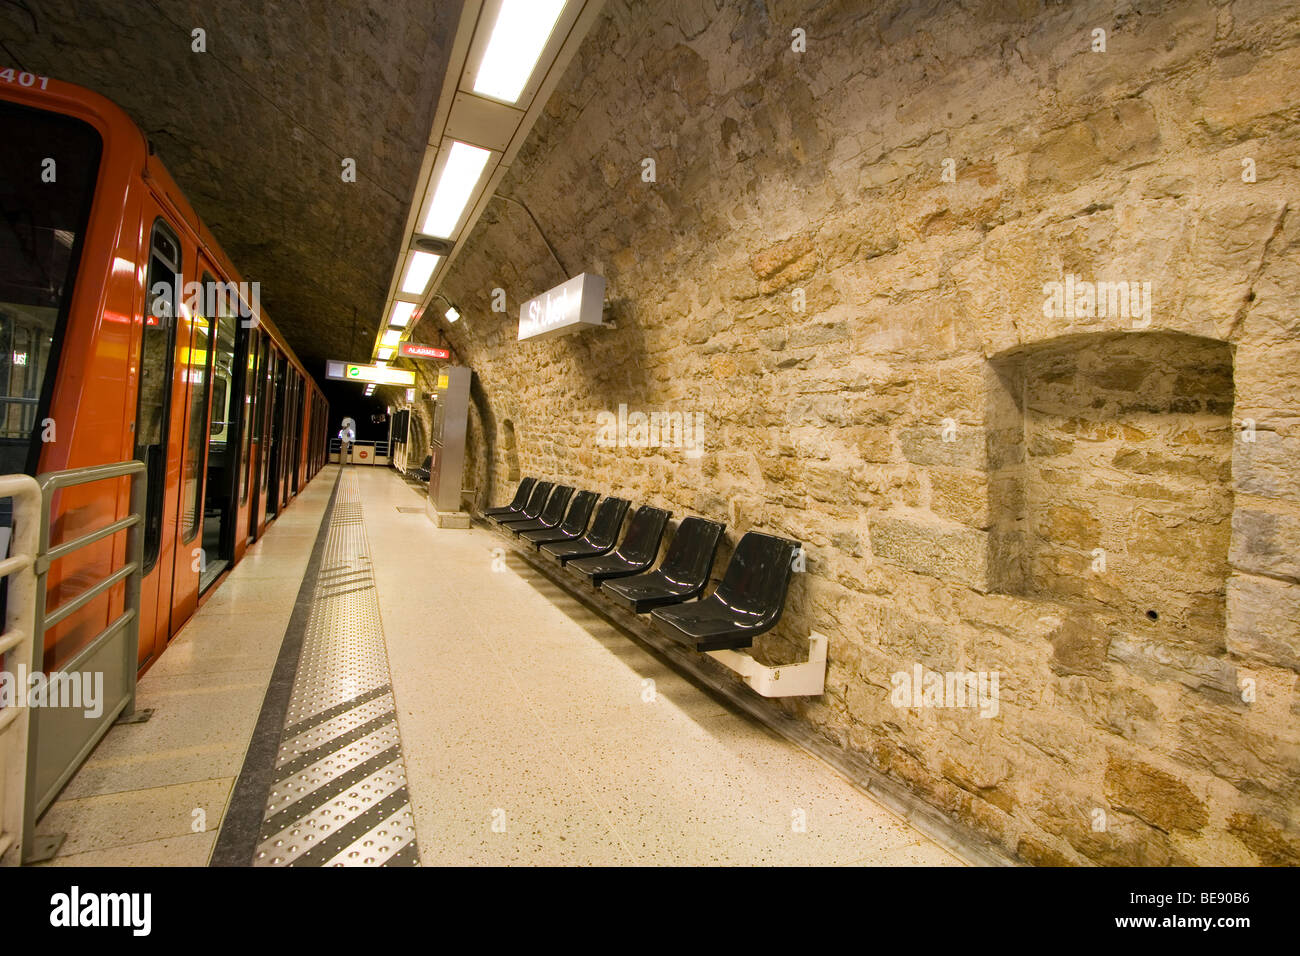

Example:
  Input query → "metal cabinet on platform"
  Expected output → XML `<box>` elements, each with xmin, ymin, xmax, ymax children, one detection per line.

<box><xmin>426</xmin><ymin>366</ymin><xmax>471</xmax><ymax>527</ymax></box>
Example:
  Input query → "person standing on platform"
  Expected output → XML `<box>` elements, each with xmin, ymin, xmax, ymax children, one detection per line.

<box><xmin>338</xmin><ymin>417</ymin><xmax>357</xmax><ymax>464</ymax></box>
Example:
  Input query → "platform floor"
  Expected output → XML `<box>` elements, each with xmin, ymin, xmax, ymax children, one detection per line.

<box><xmin>36</xmin><ymin>465</ymin><xmax>961</xmax><ymax>866</ymax></box>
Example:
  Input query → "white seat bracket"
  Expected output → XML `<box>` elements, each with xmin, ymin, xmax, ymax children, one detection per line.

<box><xmin>706</xmin><ymin>631</ymin><xmax>827</xmax><ymax>697</ymax></box>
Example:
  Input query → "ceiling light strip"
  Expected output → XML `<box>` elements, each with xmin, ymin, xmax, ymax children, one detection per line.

<box><xmin>472</xmin><ymin>0</ymin><xmax>569</xmax><ymax>104</ymax></box>
<box><xmin>371</xmin><ymin>0</ymin><xmax>607</xmax><ymax>363</ymax></box>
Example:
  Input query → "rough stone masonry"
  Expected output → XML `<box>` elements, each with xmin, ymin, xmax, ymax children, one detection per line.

<box><xmin>394</xmin><ymin>0</ymin><xmax>1300</xmax><ymax>865</ymax></box>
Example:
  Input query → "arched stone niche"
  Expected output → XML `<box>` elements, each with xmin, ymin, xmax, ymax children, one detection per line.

<box><xmin>986</xmin><ymin>330</ymin><xmax>1234</xmax><ymax>652</ymax></box>
<box><xmin>501</xmin><ymin>418</ymin><xmax>520</xmax><ymax>481</ymax></box>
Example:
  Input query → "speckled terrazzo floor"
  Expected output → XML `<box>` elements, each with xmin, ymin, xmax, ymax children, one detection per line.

<box><xmin>363</xmin><ymin>467</ymin><xmax>962</xmax><ymax>866</ymax></box>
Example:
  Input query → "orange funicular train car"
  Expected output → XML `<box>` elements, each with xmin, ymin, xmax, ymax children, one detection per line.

<box><xmin>0</xmin><ymin>68</ymin><xmax>329</xmax><ymax>836</ymax></box>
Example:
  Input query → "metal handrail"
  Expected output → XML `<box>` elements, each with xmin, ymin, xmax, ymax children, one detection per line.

<box><xmin>0</xmin><ymin>474</ymin><xmax>41</xmax><ymax>865</ymax></box>
<box><xmin>21</xmin><ymin>460</ymin><xmax>145</xmax><ymax>862</ymax></box>
<box><xmin>328</xmin><ymin>438</ymin><xmax>389</xmax><ymax>454</ymax></box>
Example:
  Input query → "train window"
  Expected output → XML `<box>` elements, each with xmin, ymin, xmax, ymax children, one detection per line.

<box><xmin>210</xmin><ymin>374</ymin><xmax>227</xmax><ymax>429</ymax></box>
<box><xmin>179</xmin><ymin>274</ymin><xmax>214</xmax><ymax>545</ymax></box>
<box><xmin>0</xmin><ymin>100</ymin><xmax>102</xmax><ymax>476</ymax></box>
<box><xmin>135</xmin><ymin>219</ymin><xmax>182</xmax><ymax>573</ymax></box>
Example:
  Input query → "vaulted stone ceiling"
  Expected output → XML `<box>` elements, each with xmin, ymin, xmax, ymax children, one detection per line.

<box><xmin>0</xmin><ymin>0</ymin><xmax>460</xmax><ymax>377</ymax></box>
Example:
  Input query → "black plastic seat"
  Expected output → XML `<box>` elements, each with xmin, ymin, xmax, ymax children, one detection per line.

<box><xmin>541</xmin><ymin>497</ymin><xmax>629</xmax><ymax>564</ymax></box>
<box><xmin>601</xmin><ymin>516</ymin><xmax>726</xmax><ymax>613</ymax></box>
<box><xmin>519</xmin><ymin>490</ymin><xmax>597</xmax><ymax>547</ymax></box>
<box><xmin>482</xmin><ymin>477</ymin><xmax>536</xmax><ymax>518</ymax></box>
<box><xmin>650</xmin><ymin>531</ymin><xmax>801</xmax><ymax>652</ymax></box>
<box><xmin>567</xmin><ymin>506</ymin><xmax>671</xmax><ymax>585</ymax></box>
<box><xmin>504</xmin><ymin>485</ymin><xmax>573</xmax><ymax>535</ymax></box>
<box><xmin>490</xmin><ymin>480</ymin><xmax>551</xmax><ymax>525</ymax></box>
<box><xmin>410</xmin><ymin>455</ymin><xmax>432</xmax><ymax>482</ymax></box>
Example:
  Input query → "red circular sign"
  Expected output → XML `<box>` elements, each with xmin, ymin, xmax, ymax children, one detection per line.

<box><xmin>359</xmin><ymin>449</ymin><xmax>369</xmax><ymax>459</ymax></box>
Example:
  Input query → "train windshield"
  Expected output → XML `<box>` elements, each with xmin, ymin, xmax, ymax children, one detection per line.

<box><xmin>0</xmin><ymin>99</ymin><xmax>103</xmax><ymax>475</ymax></box>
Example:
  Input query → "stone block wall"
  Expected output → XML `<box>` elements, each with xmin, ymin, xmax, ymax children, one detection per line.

<box><xmin>393</xmin><ymin>0</ymin><xmax>1300</xmax><ymax>865</ymax></box>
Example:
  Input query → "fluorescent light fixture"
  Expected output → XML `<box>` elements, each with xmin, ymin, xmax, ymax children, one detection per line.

<box><xmin>389</xmin><ymin>301</ymin><xmax>416</xmax><ymax>328</ymax></box>
<box><xmin>400</xmin><ymin>251</ymin><xmax>440</xmax><ymax>295</ymax></box>
<box><xmin>473</xmin><ymin>0</ymin><xmax>567</xmax><ymax>104</ymax></box>
<box><xmin>375</xmin><ymin>360</ymin><xmax>388</xmax><ymax>368</ymax></box>
<box><xmin>420</xmin><ymin>141</ymin><xmax>491</xmax><ymax>238</ymax></box>
<box><xmin>381</xmin><ymin>329</ymin><xmax>402</xmax><ymax>347</ymax></box>
<box><xmin>445</xmin><ymin>305</ymin><xmax>461</xmax><ymax>323</ymax></box>
<box><xmin>377</xmin><ymin>347</ymin><xmax>394</xmax><ymax>360</ymax></box>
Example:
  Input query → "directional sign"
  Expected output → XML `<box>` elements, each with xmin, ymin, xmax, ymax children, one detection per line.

<box><xmin>325</xmin><ymin>360</ymin><xmax>415</xmax><ymax>386</ymax></box>
<box><xmin>399</xmin><ymin>342</ymin><xmax>450</xmax><ymax>360</ymax></box>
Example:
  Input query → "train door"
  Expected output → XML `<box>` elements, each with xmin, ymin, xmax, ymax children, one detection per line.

<box><xmin>296</xmin><ymin>383</ymin><xmax>305</xmax><ymax>486</ymax></box>
<box><xmin>278</xmin><ymin>363</ymin><xmax>291</xmax><ymax>510</ymax></box>
<box><xmin>166</xmin><ymin>262</ymin><xmax>217</xmax><ymax>631</ymax></box>
<box><xmin>250</xmin><ymin>332</ymin><xmax>270</xmax><ymax>540</ymax></box>
<box><xmin>232</xmin><ymin>321</ymin><xmax>257</xmax><ymax>561</ymax></box>
<box><xmin>309</xmin><ymin>397</ymin><xmax>317</xmax><ymax>475</ymax></box>
<box><xmin>133</xmin><ymin>217</ymin><xmax>186</xmax><ymax>666</ymax></box>
<box><xmin>310</xmin><ymin>396</ymin><xmax>320</xmax><ymax>475</ymax></box>
<box><xmin>197</xmin><ymin>275</ymin><xmax>238</xmax><ymax>591</ymax></box>
<box><xmin>293</xmin><ymin>376</ymin><xmax>305</xmax><ymax>494</ymax></box>
<box><xmin>264</xmin><ymin>350</ymin><xmax>284</xmax><ymax>519</ymax></box>
<box><xmin>285</xmin><ymin>373</ymin><xmax>295</xmax><ymax>499</ymax></box>
<box><xmin>279</xmin><ymin>370</ymin><xmax>292</xmax><ymax>507</ymax></box>
<box><xmin>280</xmin><ymin>368</ymin><xmax>294</xmax><ymax>508</ymax></box>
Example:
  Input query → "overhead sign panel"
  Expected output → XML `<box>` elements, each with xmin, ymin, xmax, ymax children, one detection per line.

<box><xmin>518</xmin><ymin>272</ymin><xmax>606</xmax><ymax>341</ymax></box>
<box><xmin>399</xmin><ymin>342</ymin><xmax>451</xmax><ymax>360</ymax></box>
<box><xmin>326</xmin><ymin>360</ymin><xmax>416</xmax><ymax>386</ymax></box>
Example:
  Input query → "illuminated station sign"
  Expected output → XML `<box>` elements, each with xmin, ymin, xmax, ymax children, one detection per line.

<box><xmin>325</xmin><ymin>360</ymin><xmax>416</xmax><ymax>386</ymax></box>
<box><xmin>399</xmin><ymin>342</ymin><xmax>450</xmax><ymax>360</ymax></box>
<box><xmin>518</xmin><ymin>272</ymin><xmax>606</xmax><ymax>341</ymax></box>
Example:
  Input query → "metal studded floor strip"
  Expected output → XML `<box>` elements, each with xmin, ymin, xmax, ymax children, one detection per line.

<box><xmin>253</xmin><ymin>469</ymin><xmax>419</xmax><ymax>866</ymax></box>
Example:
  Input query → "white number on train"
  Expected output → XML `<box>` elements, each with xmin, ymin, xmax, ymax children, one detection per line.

<box><xmin>0</xmin><ymin>69</ymin><xmax>49</xmax><ymax>89</ymax></box>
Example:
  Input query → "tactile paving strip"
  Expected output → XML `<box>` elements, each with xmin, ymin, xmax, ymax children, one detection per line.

<box><xmin>253</xmin><ymin>470</ymin><xmax>419</xmax><ymax>866</ymax></box>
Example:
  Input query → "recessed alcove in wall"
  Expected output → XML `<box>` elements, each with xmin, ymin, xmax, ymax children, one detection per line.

<box><xmin>987</xmin><ymin>331</ymin><xmax>1234</xmax><ymax>653</ymax></box>
<box><xmin>502</xmin><ymin>419</ymin><xmax>520</xmax><ymax>481</ymax></box>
